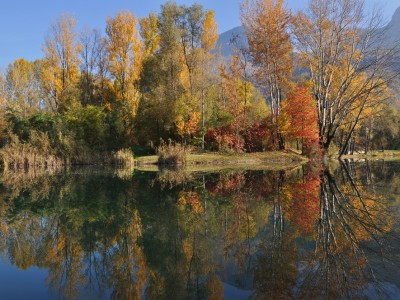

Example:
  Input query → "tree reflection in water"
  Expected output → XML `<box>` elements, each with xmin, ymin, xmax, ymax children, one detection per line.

<box><xmin>298</xmin><ymin>162</ymin><xmax>395</xmax><ymax>299</ymax></box>
<box><xmin>0</xmin><ymin>162</ymin><xmax>398</xmax><ymax>299</ymax></box>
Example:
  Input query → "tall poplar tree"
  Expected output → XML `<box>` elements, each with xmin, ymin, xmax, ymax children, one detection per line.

<box><xmin>241</xmin><ymin>0</ymin><xmax>293</xmax><ymax>149</ymax></box>
<box><xmin>105</xmin><ymin>11</ymin><xmax>143</xmax><ymax>114</ymax></box>
<box><xmin>42</xmin><ymin>14</ymin><xmax>81</xmax><ymax>112</ymax></box>
<box><xmin>105</xmin><ymin>11</ymin><xmax>144</xmax><ymax>142</ymax></box>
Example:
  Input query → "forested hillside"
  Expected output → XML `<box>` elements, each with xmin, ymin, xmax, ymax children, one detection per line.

<box><xmin>0</xmin><ymin>0</ymin><xmax>399</xmax><ymax>169</ymax></box>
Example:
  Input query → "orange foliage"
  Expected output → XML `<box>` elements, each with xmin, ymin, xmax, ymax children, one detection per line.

<box><xmin>281</xmin><ymin>86</ymin><xmax>321</xmax><ymax>156</ymax></box>
<box><xmin>282</xmin><ymin>86</ymin><xmax>319</xmax><ymax>142</ymax></box>
<box><xmin>178</xmin><ymin>191</ymin><xmax>203</xmax><ymax>214</ymax></box>
<box><xmin>287</xmin><ymin>171</ymin><xmax>321</xmax><ymax>235</ymax></box>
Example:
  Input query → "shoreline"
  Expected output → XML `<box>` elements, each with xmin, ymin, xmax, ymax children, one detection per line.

<box><xmin>135</xmin><ymin>151</ymin><xmax>309</xmax><ymax>170</ymax></box>
<box><xmin>340</xmin><ymin>150</ymin><xmax>400</xmax><ymax>161</ymax></box>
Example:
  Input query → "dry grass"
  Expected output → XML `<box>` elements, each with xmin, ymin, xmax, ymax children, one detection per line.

<box><xmin>0</xmin><ymin>132</ymin><xmax>135</xmax><ymax>170</ymax></box>
<box><xmin>110</xmin><ymin>148</ymin><xmax>135</xmax><ymax>167</ymax></box>
<box><xmin>0</xmin><ymin>132</ymin><xmax>65</xmax><ymax>170</ymax></box>
<box><xmin>157</xmin><ymin>140</ymin><xmax>191</xmax><ymax>166</ymax></box>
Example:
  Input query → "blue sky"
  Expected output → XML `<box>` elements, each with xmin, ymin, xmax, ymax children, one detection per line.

<box><xmin>0</xmin><ymin>0</ymin><xmax>399</xmax><ymax>68</ymax></box>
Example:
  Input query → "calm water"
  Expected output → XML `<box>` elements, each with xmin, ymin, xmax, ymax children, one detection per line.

<box><xmin>0</xmin><ymin>161</ymin><xmax>399</xmax><ymax>299</ymax></box>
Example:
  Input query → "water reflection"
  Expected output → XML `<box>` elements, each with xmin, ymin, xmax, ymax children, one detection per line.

<box><xmin>0</xmin><ymin>162</ymin><xmax>399</xmax><ymax>299</ymax></box>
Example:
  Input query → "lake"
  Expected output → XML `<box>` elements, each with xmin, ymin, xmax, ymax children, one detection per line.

<box><xmin>0</xmin><ymin>161</ymin><xmax>399</xmax><ymax>299</ymax></box>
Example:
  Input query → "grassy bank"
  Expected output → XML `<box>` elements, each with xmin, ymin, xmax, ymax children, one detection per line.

<box><xmin>135</xmin><ymin>151</ymin><xmax>308</xmax><ymax>171</ymax></box>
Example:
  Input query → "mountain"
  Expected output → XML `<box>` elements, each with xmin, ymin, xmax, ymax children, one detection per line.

<box><xmin>381</xmin><ymin>7</ymin><xmax>400</xmax><ymax>46</ymax></box>
<box><xmin>216</xmin><ymin>26</ymin><xmax>246</xmax><ymax>58</ymax></box>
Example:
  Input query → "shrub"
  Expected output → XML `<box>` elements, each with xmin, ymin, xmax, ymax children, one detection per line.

<box><xmin>204</xmin><ymin>126</ymin><xmax>244</xmax><ymax>153</ymax></box>
<box><xmin>242</xmin><ymin>121</ymin><xmax>274</xmax><ymax>152</ymax></box>
<box><xmin>157</xmin><ymin>140</ymin><xmax>191</xmax><ymax>166</ymax></box>
<box><xmin>65</xmin><ymin>105</ymin><xmax>106</xmax><ymax>149</ymax></box>
<box><xmin>112</xmin><ymin>149</ymin><xmax>135</xmax><ymax>167</ymax></box>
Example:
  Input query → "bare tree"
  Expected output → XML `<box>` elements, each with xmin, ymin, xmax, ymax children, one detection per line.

<box><xmin>229</xmin><ymin>33</ymin><xmax>253</xmax><ymax>123</ymax></box>
<box><xmin>79</xmin><ymin>28</ymin><xmax>103</xmax><ymax>105</ymax></box>
<box><xmin>292</xmin><ymin>0</ymin><xmax>400</xmax><ymax>156</ymax></box>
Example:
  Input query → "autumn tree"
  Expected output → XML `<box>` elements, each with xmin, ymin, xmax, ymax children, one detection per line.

<box><xmin>136</xmin><ymin>3</ymin><xmax>219</xmax><ymax>147</ymax></box>
<box><xmin>229</xmin><ymin>32</ymin><xmax>252</xmax><ymax>125</ymax></box>
<box><xmin>140</xmin><ymin>13</ymin><xmax>160</xmax><ymax>59</ymax></box>
<box><xmin>0</xmin><ymin>72</ymin><xmax>5</xmax><ymax>108</ymax></box>
<box><xmin>219</xmin><ymin>55</ymin><xmax>247</xmax><ymax>151</ymax></box>
<box><xmin>158</xmin><ymin>2</ymin><xmax>185</xmax><ymax>105</ymax></box>
<box><xmin>292</xmin><ymin>0</ymin><xmax>399</xmax><ymax>155</ymax></box>
<box><xmin>106</xmin><ymin>11</ymin><xmax>143</xmax><ymax>105</ymax></box>
<box><xmin>4</xmin><ymin>58</ymin><xmax>43</xmax><ymax>115</ymax></box>
<box><xmin>178</xmin><ymin>4</ymin><xmax>203</xmax><ymax>98</ymax></box>
<box><xmin>280</xmin><ymin>86</ymin><xmax>319</xmax><ymax>155</ymax></box>
<box><xmin>174</xmin><ymin>3</ymin><xmax>210</xmax><ymax>143</ymax></box>
<box><xmin>241</xmin><ymin>0</ymin><xmax>293</xmax><ymax>149</ymax></box>
<box><xmin>199</xmin><ymin>10</ymin><xmax>218</xmax><ymax>148</ymax></box>
<box><xmin>105</xmin><ymin>11</ymin><xmax>144</xmax><ymax>143</ymax></box>
<box><xmin>134</xmin><ymin>4</ymin><xmax>184</xmax><ymax>145</ymax></box>
<box><xmin>42</xmin><ymin>14</ymin><xmax>81</xmax><ymax>112</ymax></box>
<box><xmin>96</xmin><ymin>34</ymin><xmax>112</xmax><ymax>103</ymax></box>
<box><xmin>0</xmin><ymin>74</ymin><xmax>6</xmax><ymax>145</ymax></box>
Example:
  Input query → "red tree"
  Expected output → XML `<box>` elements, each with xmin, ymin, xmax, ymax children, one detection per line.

<box><xmin>282</xmin><ymin>86</ymin><xmax>320</xmax><ymax>156</ymax></box>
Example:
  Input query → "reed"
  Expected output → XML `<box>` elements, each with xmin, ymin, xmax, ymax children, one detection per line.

<box><xmin>157</xmin><ymin>140</ymin><xmax>191</xmax><ymax>166</ymax></box>
<box><xmin>0</xmin><ymin>132</ymin><xmax>135</xmax><ymax>170</ymax></box>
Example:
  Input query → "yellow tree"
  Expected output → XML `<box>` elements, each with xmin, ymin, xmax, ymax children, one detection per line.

<box><xmin>199</xmin><ymin>10</ymin><xmax>218</xmax><ymax>148</ymax></box>
<box><xmin>173</xmin><ymin>4</ymin><xmax>206</xmax><ymax>144</ymax></box>
<box><xmin>105</xmin><ymin>11</ymin><xmax>144</xmax><ymax>142</ymax></box>
<box><xmin>334</xmin><ymin>74</ymin><xmax>392</xmax><ymax>155</ymax></box>
<box><xmin>140</xmin><ymin>13</ymin><xmax>160</xmax><ymax>59</ymax></box>
<box><xmin>105</xmin><ymin>11</ymin><xmax>143</xmax><ymax>115</ymax></box>
<box><xmin>42</xmin><ymin>14</ymin><xmax>81</xmax><ymax>112</ymax></box>
<box><xmin>0</xmin><ymin>72</ymin><xmax>5</xmax><ymax>107</ymax></box>
<box><xmin>219</xmin><ymin>54</ymin><xmax>253</xmax><ymax>152</ymax></box>
<box><xmin>220</xmin><ymin>54</ymin><xmax>246</xmax><ymax>124</ymax></box>
<box><xmin>5</xmin><ymin>59</ymin><xmax>42</xmax><ymax>115</ymax></box>
<box><xmin>241</xmin><ymin>0</ymin><xmax>293</xmax><ymax>149</ymax></box>
<box><xmin>157</xmin><ymin>3</ymin><xmax>219</xmax><ymax>145</ymax></box>
<box><xmin>0</xmin><ymin>74</ymin><xmax>6</xmax><ymax>142</ymax></box>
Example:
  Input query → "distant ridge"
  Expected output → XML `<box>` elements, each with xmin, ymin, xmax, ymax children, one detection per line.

<box><xmin>216</xmin><ymin>26</ymin><xmax>246</xmax><ymax>58</ymax></box>
<box><xmin>381</xmin><ymin>6</ymin><xmax>400</xmax><ymax>46</ymax></box>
